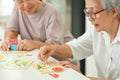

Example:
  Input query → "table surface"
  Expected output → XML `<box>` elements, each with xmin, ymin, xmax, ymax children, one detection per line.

<box><xmin>0</xmin><ymin>49</ymin><xmax>90</xmax><ymax>80</ymax></box>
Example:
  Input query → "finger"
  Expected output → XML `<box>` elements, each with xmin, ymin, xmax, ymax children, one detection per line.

<box><xmin>38</xmin><ymin>46</ymin><xmax>49</xmax><ymax>62</ymax></box>
<box><xmin>40</xmin><ymin>52</ymin><xmax>47</xmax><ymax>62</ymax></box>
<box><xmin>1</xmin><ymin>42</ymin><xmax>10</xmax><ymax>51</ymax></box>
<box><xmin>22</xmin><ymin>46</ymin><xmax>27</xmax><ymax>51</ymax></box>
<box><xmin>0</xmin><ymin>46</ymin><xmax>5</xmax><ymax>51</ymax></box>
<box><xmin>17</xmin><ymin>42</ymin><xmax>25</xmax><ymax>51</ymax></box>
<box><xmin>64</xmin><ymin>64</ymin><xmax>71</xmax><ymax>68</ymax></box>
<box><xmin>6</xmin><ymin>43</ymin><xmax>10</xmax><ymax>51</ymax></box>
<box><xmin>60</xmin><ymin>61</ymin><xmax>70</xmax><ymax>66</ymax></box>
<box><xmin>38</xmin><ymin>48</ymin><xmax>44</xmax><ymax>61</ymax></box>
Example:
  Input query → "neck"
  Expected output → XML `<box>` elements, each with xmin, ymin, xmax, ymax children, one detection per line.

<box><xmin>35</xmin><ymin>1</ymin><xmax>43</xmax><ymax>13</ymax></box>
<box><xmin>107</xmin><ymin>19</ymin><xmax>120</xmax><ymax>42</ymax></box>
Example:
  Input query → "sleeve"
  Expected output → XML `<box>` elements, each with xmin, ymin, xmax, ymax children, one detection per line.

<box><xmin>44</xmin><ymin>7</ymin><xmax>67</xmax><ymax>44</ymax></box>
<box><xmin>5</xmin><ymin>6</ymin><xmax>19</xmax><ymax>32</ymax></box>
<box><xmin>66</xmin><ymin>27</ymin><xmax>93</xmax><ymax>60</ymax></box>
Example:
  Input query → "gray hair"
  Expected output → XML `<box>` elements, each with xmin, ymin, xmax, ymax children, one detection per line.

<box><xmin>100</xmin><ymin>0</ymin><xmax>120</xmax><ymax>18</ymax></box>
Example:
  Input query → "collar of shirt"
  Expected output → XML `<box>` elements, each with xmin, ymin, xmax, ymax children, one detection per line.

<box><xmin>113</xmin><ymin>24</ymin><xmax>120</xmax><ymax>43</ymax></box>
<box><xmin>102</xmin><ymin>24</ymin><xmax>120</xmax><ymax>44</ymax></box>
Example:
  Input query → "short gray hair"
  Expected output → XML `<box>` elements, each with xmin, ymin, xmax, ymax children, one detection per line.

<box><xmin>101</xmin><ymin>0</ymin><xmax>120</xmax><ymax>18</ymax></box>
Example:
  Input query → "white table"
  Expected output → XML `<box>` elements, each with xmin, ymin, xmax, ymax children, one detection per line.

<box><xmin>0</xmin><ymin>49</ymin><xmax>90</xmax><ymax>80</ymax></box>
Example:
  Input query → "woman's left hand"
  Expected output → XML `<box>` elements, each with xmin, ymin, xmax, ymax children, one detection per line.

<box><xmin>17</xmin><ymin>39</ymin><xmax>36</xmax><ymax>51</ymax></box>
<box><xmin>60</xmin><ymin>61</ymin><xmax>80</xmax><ymax>72</ymax></box>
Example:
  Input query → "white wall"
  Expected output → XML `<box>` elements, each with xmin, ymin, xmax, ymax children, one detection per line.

<box><xmin>0</xmin><ymin>0</ymin><xmax>14</xmax><ymax>16</ymax></box>
<box><xmin>0</xmin><ymin>0</ymin><xmax>14</xmax><ymax>25</ymax></box>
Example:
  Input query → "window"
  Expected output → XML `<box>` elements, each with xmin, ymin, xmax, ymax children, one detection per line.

<box><xmin>0</xmin><ymin>0</ymin><xmax>14</xmax><ymax>25</ymax></box>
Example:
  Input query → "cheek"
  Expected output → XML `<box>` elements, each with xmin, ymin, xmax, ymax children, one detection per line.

<box><xmin>97</xmin><ymin>14</ymin><xmax>108</xmax><ymax>24</ymax></box>
<box><xmin>16</xmin><ymin>4</ymin><xmax>23</xmax><ymax>10</ymax></box>
<box><xmin>103</xmin><ymin>16</ymin><xmax>113</xmax><ymax>27</ymax></box>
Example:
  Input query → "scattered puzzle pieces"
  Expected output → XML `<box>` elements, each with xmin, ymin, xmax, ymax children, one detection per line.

<box><xmin>0</xmin><ymin>54</ymin><xmax>6</xmax><ymax>62</ymax></box>
<box><xmin>32</xmin><ymin>61</ymin><xmax>65</xmax><ymax>74</ymax></box>
<box><xmin>49</xmin><ymin>73</ymin><xmax>59</xmax><ymax>78</ymax></box>
<box><xmin>5</xmin><ymin>59</ymin><xmax>33</xmax><ymax>70</ymax></box>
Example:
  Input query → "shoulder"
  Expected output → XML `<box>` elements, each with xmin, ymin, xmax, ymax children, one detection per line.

<box><xmin>11</xmin><ymin>5</ymin><xmax>24</xmax><ymax>16</ymax></box>
<box><xmin>12</xmin><ymin>5</ymin><xmax>20</xmax><ymax>13</ymax></box>
<box><xmin>42</xmin><ymin>2</ymin><xmax>60</xmax><ymax>14</ymax></box>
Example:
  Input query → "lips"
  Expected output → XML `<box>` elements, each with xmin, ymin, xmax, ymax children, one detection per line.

<box><xmin>94</xmin><ymin>24</ymin><xmax>99</xmax><ymax>27</ymax></box>
<box><xmin>23</xmin><ymin>6</ymin><xmax>33</xmax><ymax>11</ymax></box>
<box><xmin>24</xmin><ymin>7</ymin><xmax>32</xmax><ymax>11</ymax></box>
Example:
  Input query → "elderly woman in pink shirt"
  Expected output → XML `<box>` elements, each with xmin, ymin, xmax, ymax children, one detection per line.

<box><xmin>0</xmin><ymin>0</ymin><xmax>73</xmax><ymax>51</ymax></box>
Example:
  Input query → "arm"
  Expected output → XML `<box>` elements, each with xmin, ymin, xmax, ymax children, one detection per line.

<box><xmin>38</xmin><ymin>44</ymin><xmax>73</xmax><ymax>62</ymax></box>
<box><xmin>54</xmin><ymin>44</ymin><xmax>73</xmax><ymax>59</ymax></box>
<box><xmin>0</xmin><ymin>6</ymin><xmax>20</xmax><ymax>51</ymax></box>
<box><xmin>5</xmin><ymin>31</ymin><xmax>18</xmax><ymax>40</ymax></box>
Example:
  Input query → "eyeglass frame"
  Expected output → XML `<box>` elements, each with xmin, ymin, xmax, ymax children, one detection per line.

<box><xmin>83</xmin><ymin>8</ymin><xmax>105</xmax><ymax>19</ymax></box>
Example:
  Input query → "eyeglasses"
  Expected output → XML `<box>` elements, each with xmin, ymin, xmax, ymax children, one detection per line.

<box><xmin>84</xmin><ymin>8</ymin><xmax>105</xmax><ymax>19</ymax></box>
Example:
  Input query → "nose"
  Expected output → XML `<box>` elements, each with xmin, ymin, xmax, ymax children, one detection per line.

<box><xmin>23</xmin><ymin>1</ymin><xmax>29</xmax><ymax>8</ymax></box>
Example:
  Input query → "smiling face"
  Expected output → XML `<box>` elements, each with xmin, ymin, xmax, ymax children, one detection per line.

<box><xmin>14</xmin><ymin>0</ymin><xmax>42</xmax><ymax>14</ymax></box>
<box><xmin>85</xmin><ymin>0</ymin><xmax>115</xmax><ymax>32</ymax></box>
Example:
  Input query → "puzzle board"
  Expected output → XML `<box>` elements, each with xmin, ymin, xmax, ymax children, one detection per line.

<box><xmin>4</xmin><ymin>59</ymin><xmax>33</xmax><ymax>70</ymax></box>
<box><xmin>32</xmin><ymin>61</ymin><xmax>65</xmax><ymax>74</ymax></box>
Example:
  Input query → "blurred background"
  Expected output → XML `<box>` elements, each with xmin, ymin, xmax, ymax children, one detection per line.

<box><xmin>0</xmin><ymin>0</ymin><xmax>97</xmax><ymax>77</ymax></box>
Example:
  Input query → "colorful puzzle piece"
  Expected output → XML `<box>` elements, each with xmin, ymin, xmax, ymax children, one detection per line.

<box><xmin>10</xmin><ymin>39</ymin><xmax>18</xmax><ymax>50</ymax></box>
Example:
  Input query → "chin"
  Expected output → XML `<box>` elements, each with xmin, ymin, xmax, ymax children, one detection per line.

<box><xmin>96</xmin><ymin>30</ymin><xmax>101</xmax><ymax>32</ymax></box>
<box><xmin>94</xmin><ymin>26</ymin><xmax>101</xmax><ymax>32</ymax></box>
<box><xmin>95</xmin><ymin>28</ymin><xmax>101</xmax><ymax>32</ymax></box>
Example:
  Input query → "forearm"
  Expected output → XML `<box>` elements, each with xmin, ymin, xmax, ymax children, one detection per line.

<box><xmin>54</xmin><ymin>44</ymin><xmax>73</xmax><ymax>59</ymax></box>
<box><xmin>32</xmin><ymin>40</ymin><xmax>46</xmax><ymax>49</ymax></box>
<box><xmin>5</xmin><ymin>31</ymin><xmax>18</xmax><ymax>40</ymax></box>
<box><xmin>32</xmin><ymin>40</ymin><xmax>54</xmax><ymax>49</ymax></box>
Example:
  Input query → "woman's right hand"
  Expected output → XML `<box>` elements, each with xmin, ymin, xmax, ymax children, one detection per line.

<box><xmin>38</xmin><ymin>44</ymin><xmax>56</xmax><ymax>62</ymax></box>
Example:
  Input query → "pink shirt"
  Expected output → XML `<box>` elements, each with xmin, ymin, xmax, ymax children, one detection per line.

<box><xmin>6</xmin><ymin>2</ymin><xmax>73</xmax><ymax>44</ymax></box>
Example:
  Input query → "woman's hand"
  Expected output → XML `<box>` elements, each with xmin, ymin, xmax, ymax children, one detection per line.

<box><xmin>17</xmin><ymin>39</ymin><xmax>36</xmax><ymax>51</ymax></box>
<box><xmin>60</xmin><ymin>61</ymin><xmax>80</xmax><ymax>72</ymax></box>
<box><xmin>37</xmin><ymin>44</ymin><xmax>56</xmax><ymax>62</ymax></box>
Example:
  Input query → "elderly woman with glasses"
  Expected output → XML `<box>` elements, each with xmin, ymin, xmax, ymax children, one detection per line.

<box><xmin>38</xmin><ymin>0</ymin><xmax>120</xmax><ymax>79</ymax></box>
<box><xmin>0</xmin><ymin>0</ymin><xmax>73</xmax><ymax>51</ymax></box>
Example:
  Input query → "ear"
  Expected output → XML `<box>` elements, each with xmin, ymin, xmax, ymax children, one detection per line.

<box><xmin>112</xmin><ymin>7</ymin><xmax>118</xmax><ymax>18</ymax></box>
